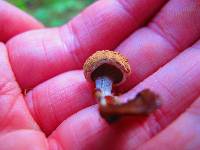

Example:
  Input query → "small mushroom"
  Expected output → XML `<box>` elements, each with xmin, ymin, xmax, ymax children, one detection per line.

<box><xmin>83</xmin><ymin>50</ymin><xmax>160</xmax><ymax>122</ymax></box>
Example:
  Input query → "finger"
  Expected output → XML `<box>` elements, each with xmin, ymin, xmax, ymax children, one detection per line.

<box><xmin>0</xmin><ymin>43</ymin><xmax>38</xmax><ymax>132</ymax></box>
<box><xmin>117</xmin><ymin>0</ymin><xmax>200</xmax><ymax>91</ymax></box>
<box><xmin>0</xmin><ymin>1</ymin><xmax>43</xmax><ymax>42</ymax></box>
<box><xmin>7</xmin><ymin>0</ymin><xmax>167</xmax><ymax>89</ymax></box>
<box><xmin>25</xmin><ymin>70</ymin><xmax>94</xmax><ymax>135</ymax></box>
<box><xmin>139</xmin><ymin>96</ymin><xmax>200</xmax><ymax>150</ymax></box>
<box><xmin>48</xmin><ymin>40</ymin><xmax>200</xmax><ymax>149</ymax></box>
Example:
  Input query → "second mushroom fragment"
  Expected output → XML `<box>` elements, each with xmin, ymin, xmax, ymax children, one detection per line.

<box><xmin>83</xmin><ymin>50</ymin><xmax>160</xmax><ymax>122</ymax></box>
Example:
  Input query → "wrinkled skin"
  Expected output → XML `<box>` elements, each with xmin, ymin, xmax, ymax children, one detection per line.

<box><xmin>1</xmin><ymin>0</ymin><xmax>200</xmax><ymax>149</ymax></box>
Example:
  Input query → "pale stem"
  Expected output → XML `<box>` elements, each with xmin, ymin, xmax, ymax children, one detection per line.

<box><xmin>95</xmin><ymin>76</ymin><xmax>113</xmax><ymax>106</ymax></box>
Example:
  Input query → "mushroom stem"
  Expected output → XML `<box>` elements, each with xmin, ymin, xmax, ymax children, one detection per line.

<box><xmin>95</xmin><ymin>76</ymin><xmax>113</xmax><ymax>106</ymax></box>
<box><xmin>95</xmin><ymin>77</ymin><xmax>161</xmax><ymax>122</ymax></box>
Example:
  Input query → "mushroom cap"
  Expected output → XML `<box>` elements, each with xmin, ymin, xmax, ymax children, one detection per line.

<box><xmin>83</xmin><ymin>50</ymin><xmax>131</xmax><ymax>85</ymax></box>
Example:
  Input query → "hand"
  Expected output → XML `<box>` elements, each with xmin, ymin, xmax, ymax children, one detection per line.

<box><xmin>0</xmin><ymin>0</ymin><xmax>200</xmax><ymax>149</ymax></box>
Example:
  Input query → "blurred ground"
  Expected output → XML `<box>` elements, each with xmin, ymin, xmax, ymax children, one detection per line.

<box><xmin>7</xmin><ymin>0</ymin><xmax>94</xmax><ymax>26</ymax></box>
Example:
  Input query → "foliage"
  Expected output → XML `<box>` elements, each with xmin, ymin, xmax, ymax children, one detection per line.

<box><xmin>7</xmin><ymin>0</ymin><xmax>94</xmax><ymax>26</ymax></box>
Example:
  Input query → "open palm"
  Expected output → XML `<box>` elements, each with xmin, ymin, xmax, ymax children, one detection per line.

<box><xmin>1</xmin><ymin>0</ymin><xmax>200</xmax><ymax>149</ymax></box>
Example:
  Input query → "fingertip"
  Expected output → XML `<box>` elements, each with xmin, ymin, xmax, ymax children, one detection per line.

<box><xmin>0</xmin><ymin>1</ymin><xmax>44</xmax><ymax>42</ymax></box>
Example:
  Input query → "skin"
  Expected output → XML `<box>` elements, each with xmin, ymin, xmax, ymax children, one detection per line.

<box><xmin>0</xmin><ymin>0</ymin><xmax>200</xmax><ymax>149</ymax></box>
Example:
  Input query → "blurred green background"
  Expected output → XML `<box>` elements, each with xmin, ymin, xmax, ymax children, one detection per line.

<box><xmin>7</xmin><ymin>0</ymin><xmax>95</xmax><ymax>26</ymax></box>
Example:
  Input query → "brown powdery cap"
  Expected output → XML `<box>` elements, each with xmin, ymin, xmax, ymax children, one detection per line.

<box><xmin>83</xmin><ymin>50</ymin><xmax>131</xmax><ymax>85</ymax></box>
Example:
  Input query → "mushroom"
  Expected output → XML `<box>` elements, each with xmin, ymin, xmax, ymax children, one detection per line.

<box><xmin>83</xmin><ymin>50</ymin><xmax>160</xmax><ymax>122</ymax></box>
